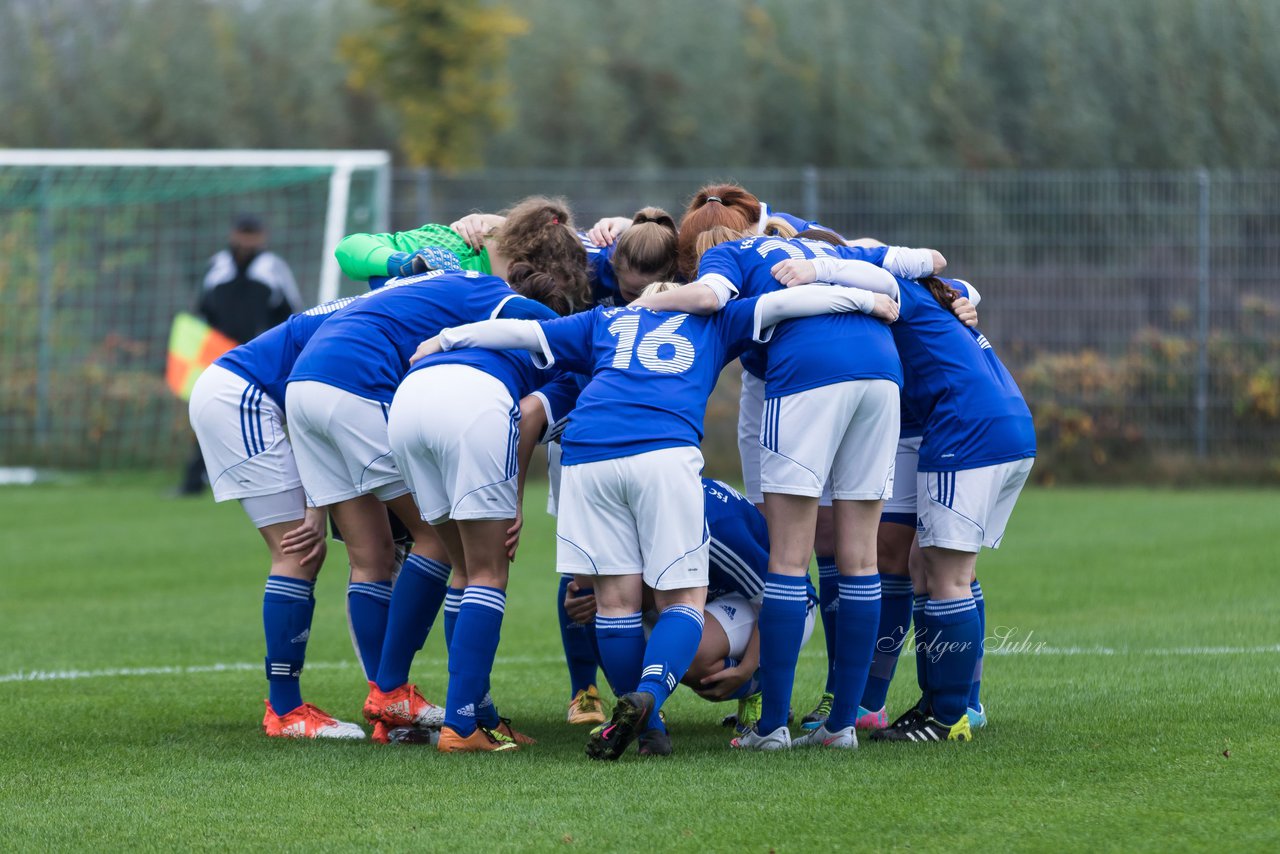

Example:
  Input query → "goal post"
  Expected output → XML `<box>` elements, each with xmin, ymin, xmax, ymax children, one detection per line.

<box><xmin>0</xmin><ymin>149</ymin><xmax>391</xmax><ymax>470</ymax></box>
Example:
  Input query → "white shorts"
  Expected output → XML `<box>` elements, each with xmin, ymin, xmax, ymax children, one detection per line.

<box><xmin>285</xmin><ymin>380</ymin><xmax>410</xmax><ymax>507</ymax></box>
<box><xmin>387</xmin><ymin>365</ymin><xmax>519</xmax><ymax>524</ymax></box>
<box><xmin>760</xmin><ymin>379</ymin><xmax>900</xmax><ymax>501</ymax></box>
<box><xmin>882</xmin><ymin>434</ymin><xmax>924</xmax><ymax>518</ymax></box>
<box><xmin>556</xmin><ymin>446</ymin><xmax>709</xmax><ymax>591</ymax></box>
<box><xmin>737</xmin><ymin>371</ymin><xmax>765</xmax><ymax>505</ymax></box>
<box><xmin>917</xmin><ymin>458</ymin><xmax>1034</xmax><ymax>552</ymax></box>
<box><xmin>705</xmin><ymin>593</ymin><xmax>816</xmax><ymax>660</ymax></box>
<box><xmin>188</xmin><ymin>364</ymin><xmax>303</xmax><ymax>506</ymax></box>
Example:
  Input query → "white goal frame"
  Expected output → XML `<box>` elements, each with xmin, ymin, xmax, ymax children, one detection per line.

<box><xmin>0</xmin><ymin>149</ymin><xmax>391</xmax><ymax>303</ymax></box>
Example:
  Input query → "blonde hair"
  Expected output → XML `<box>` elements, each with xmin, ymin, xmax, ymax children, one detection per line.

<box><xmin>692</xmin><ymin>225</ymin><xmax>752</xmax><ymax>275</ymax></box>
<box><xmin>762</xmin><ymin>216</ymin><xmax>798</xmax><ymax>239</ymax></box>
<box><xmin>637</xmin><ymin>280</ymin><xmax>683</xmax><ymax>299</ymax></box>
<box><xmin>614</xmin><ymin>207</ymin><xmax>680</xmax><ymax>282</ymax></box>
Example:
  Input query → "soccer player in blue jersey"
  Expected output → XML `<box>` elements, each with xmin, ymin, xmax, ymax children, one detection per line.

<box><xmin>284</xmin><ymin>265</ymin><xmax>578</xmax><ymax>741</ymax></box>
<box><xmin>633</xmin><ymin>230</ymin><xmax>941</xmax><ymax>751</ymax></box>
<box><xmin>381</xmin><ymin>273</ymin><xmax>572</xmax><ymax>753</ymax></box>
<box><xmin>415</xmin><ymin>275</ymin><xmax>898</xmax><ymax>759</ymax></box>
<box><xmin>189</xmin><ymin>297</ymin><xmax>370</xmax><ymax>739</ymax></box>
<box><xmin>776</xmin><ymin>258</ymin><xmax>1035</xmax><ymax>742</ymax></box>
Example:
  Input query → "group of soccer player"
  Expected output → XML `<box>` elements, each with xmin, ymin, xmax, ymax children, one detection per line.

<box><xmin>188</xmin><ymin>182</ymin><xmax>1036</xmax><ymax>757</ymax></box>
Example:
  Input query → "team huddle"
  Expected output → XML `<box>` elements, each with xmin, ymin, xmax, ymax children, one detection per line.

<box><xmin>188</xmin><ymin>184</ymin><xmax>1036</xmax><ymax>757</ymax></box>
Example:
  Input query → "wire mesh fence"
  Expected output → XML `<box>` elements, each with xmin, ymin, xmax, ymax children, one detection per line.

<box><xmin>1</xmin><ymin>164</ymin><xmax>1277</xmax><ymax>480</ymax></box>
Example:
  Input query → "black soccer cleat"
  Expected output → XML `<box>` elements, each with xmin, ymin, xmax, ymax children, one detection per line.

<box><xmin>585</xmin><ymin>692</ymin><xmax>653</xmax><ymax>761</ymax></box>
<box><xmin>637</xmin><ymin>726</ymin><xmax>673</xmax><ymax>757</ymax></box>
<box><xmin>872</xmin><ymin>714</ymin><xmax>972</xmax><ymax>743</ymax></box>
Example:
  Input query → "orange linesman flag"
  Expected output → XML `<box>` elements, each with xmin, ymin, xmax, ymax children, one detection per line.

<box><xmin>166</xmin><ymin>312</ymin><xmax>239</xmax><ymax>400</ymax></box>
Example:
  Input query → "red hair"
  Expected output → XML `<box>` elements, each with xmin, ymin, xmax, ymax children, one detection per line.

<box><xmin>676</xmin><ymin>184</ymin><xmax>760</xmax><ymax>280</ymax></box>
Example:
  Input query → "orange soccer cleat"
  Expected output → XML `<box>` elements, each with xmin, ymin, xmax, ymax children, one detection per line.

<box><xmin>363</xmin><ymin>682</ymin><xmax>445</xmax><ymax>729</ymax></box>
<box><xmin>436</xmin><ymin>725</ymin><xmax>519</xmax><ymax>753</ymax></box>
<box><xmin>262</xmin><ymin>701</ymin><xmax>366</xmax><ymax>740</ymax></box>
<box><xmin>566</xmin><ymin>686</ymin><xmax>607</xmax><ymax>726</ymax></box>
<box><xmin>494</xmin><ymin>717</ymin><xmax>537</xmax><ymax>746</ymax></box>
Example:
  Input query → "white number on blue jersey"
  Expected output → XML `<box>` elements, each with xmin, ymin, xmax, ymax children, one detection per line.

<box><xmin>753</xmin><ymin>238</ymin><xmax>842</xmax><ymax>262</ymax></box>
<box><xmin>606</xmin><ymin>312</ymin><xmax>696</xmax><ymax>375</ymax></box>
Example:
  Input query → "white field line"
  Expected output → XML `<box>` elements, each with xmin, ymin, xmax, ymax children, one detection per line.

<box><xmin>2</xmin><ymin>645</ymin><xmax>1277</xmax><ymax>685</ymax></box>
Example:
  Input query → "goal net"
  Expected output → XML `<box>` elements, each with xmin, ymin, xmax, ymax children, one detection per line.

<box><xmin>0</xmin><ymin>149</ymin><xmax>390</xmax><ymax>470</ymax></box>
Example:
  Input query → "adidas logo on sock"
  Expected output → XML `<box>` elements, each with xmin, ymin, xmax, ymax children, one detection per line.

<box><xmin>478</xmin><ymin>693</ymin><xmax>494</xmax><ymax>710</ymax></box>
<box><xmin>455</xmin><ymin>703</ymin><xmax>476</xmax><ymax>718</ymax></box>
<box><xmin>823</xmin><ymin>601</ymin><xmax>839</xmax><ymax>613</ymax></box>
<box><xmin>290</xmin><ymin>629</ymin><xmax>310</xmax><ymax>644</ymax></box>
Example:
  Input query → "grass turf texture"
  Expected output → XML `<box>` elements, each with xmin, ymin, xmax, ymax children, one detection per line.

<box><xmin>1</xmin><ymin>476</ymin><xmax>1277</xmax><ymax>851</ymax></box>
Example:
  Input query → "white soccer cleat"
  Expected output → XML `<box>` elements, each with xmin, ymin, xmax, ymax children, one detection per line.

<box><xmin>792</xmin><ymin>723</ymin><xmax>858</xmax><ymax>749</ymax></box>
<box><xmin>730</xmin><ymin>724</ymin><xmax>791</xmax><ymax>751</ymax></box>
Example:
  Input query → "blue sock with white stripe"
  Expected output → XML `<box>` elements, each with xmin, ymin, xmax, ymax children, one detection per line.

<box><xmin>263</xmin><ymin>575</ymin><xmax>315</xmax><ymax>715</ymax></box>
<box><xmin>826</xmin><ymin>574</ymin><xmax>881</xmax><ymax>730</ymax></box>
<box><xmin>860</xmin><ymin>573</ymin><xmax>915</xmax><ymax>711</ymax></box>
<box><xmin>443</xmin><ymin>588</ymin><xmax>463</xmax><ymax>649</ymax></box>
<box><xmin>912</xmin><ymin>593</ymin><xmax>930</xmax><ymax>710</ymax></box>
<box><xmin>758</xmin><ymin>573</ymin><xmax>810</xmax><ymax>734</ymax></box>
<box><xmin>923</xmin><ymin>596</ymin><xmax>982</xmax><ymax>726</ymax></box>
<box><xmin>969</xmin><ymin>579</ymin><xmax>985</xmax><ymax>710</ymax></box>
<box><xmin>816</xmin><ymin>555</ymin><xmax>839</xmax><ymax>694</ymax></box>
<box><xmin>558</xmin><ymin>574</ymin><xmax>599</xmax><ymax>696</ymax></box>
<box><xmin>595</xmin><ymin>612</ymin><xmax>645</xmax><ymax>697</ymax></box>
<box><xmin>374</xmin><ymin>554</ymin><xmax>451</xmax><ymax>692</ymax></box>
<box><xmin>347</xmin><ymin>580</ymin><xmax>393</xmax><ymax>682</ymax></box>
<box><xmin>636</xmin><ymin>605</ymin><xmax>704</xmax><ymax>719</ymax></box>
<box><xmin>442</xmin><ymin>586</ymin><xmax>506</xmax><ymax>736</ymax></box>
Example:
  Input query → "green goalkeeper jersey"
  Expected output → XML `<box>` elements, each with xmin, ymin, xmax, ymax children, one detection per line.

<box><xmin>335</xmin><ymin>223</ymin><xmax>491</xmax><ymax>280</ymax></box>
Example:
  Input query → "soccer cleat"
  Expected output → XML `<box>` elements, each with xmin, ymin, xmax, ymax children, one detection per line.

<box><xmin>585</xmin><ymin>692</ymin><xmax>653</xmax><ymax>761</ymax></box>
<box><xmin>792</xmin><ymin>723</ymin><xmax>858</xmax><ymax>749</ymax></box>
<box><xmin>262</xmin><ymin>701</ymin><xmax>366</xmax><ymax>740</ymax></box>
<box><xmin>495</xmin><ymin>717</ymin><xmax>537</xmax><ymax>746</ymax></box>
<box><xmin>967</xmin><ymin>704</ymin><xmax>987</xmax><ymax>729</ymax></box>
<box><xmin>855</xmin><ymin>705</ymin><xmax>889</xmax><ymax>731</ymax></box>
<box><xmin>872</xmin><ymin>714</ymin><xmax>972</xmax><ymax>743</ymax></box>
<box><xmin>385</xmin><ymin>725</ymin><xmax>441</xmax><ymax>746</ymax></box>
<box><xmin>800</xmin><ymin>692</ymin><xmax>835</xmax><ymax>731</ymax></box>
<box><xmin>362</xmin><ymin>683</ymin><xmax>445</xmax><ymax>729</ymax></box>
<box><xmin>436</xmin><ymin>725</ymin><xmax>519</xmax><ymax>752</ymax></box>
<box><xmin>567</xmin><ymin>685</ymin><xmax>607</xmax><ymax>726</ymax></box>
<box><xmin>638</xmin><ymin>727</ymin><xmax>673</xmax><ymax>757</ymax></box>
<box><xmin>720</xmin><ymin>690</ymin><xmax>763</xmax><ymax>734</ymax></box>
<box><xmin>730</xmin><ymin>724</ymin><xmax>791</xmax><ymax>751</ymax></box>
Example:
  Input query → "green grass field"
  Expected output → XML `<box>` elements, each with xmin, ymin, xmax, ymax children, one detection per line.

<box><xmin>1</xmin><ymin>477</ymin><xmax>1277</xmax><ymax>851</ymax></box>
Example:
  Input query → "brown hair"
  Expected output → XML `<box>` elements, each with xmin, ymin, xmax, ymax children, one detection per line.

<box><xmin>677</xmin><ymin>184</ymin><xmax>760</xmax><ymax>280</ymax></box>
<box><xmin>614</xmin><ymin>207</ymin><xmax>680</xmax><ymax>282</ymax></box>
<box><xmin>507</xmin><ymin>262</ymin><xmax>573</xmax><ymax>316</ymax></box>
<box><xmin>796</xmin><ymin>227</ymin><xmax>845</xmax><ymax>247</ymax></box>
<box><xmin>762</xmin><ymin>216</ymin><xmax>798</xmax><ymax>239</ymax></box>
<box><xmin>490</xmin><ymin>195</ymin><xmax>589</xmax><ymax>312</ymax></box>
<box><xmin>920</xmin><ymin>275</ymin><xmax>960</xmax><ymax>312</ymax></box>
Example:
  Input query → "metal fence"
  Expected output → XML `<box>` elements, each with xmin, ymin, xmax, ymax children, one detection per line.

<box><xmin>2</xmin><ymin>167</ymin><xmax>1277</xmax><ymax>480</ymax></box>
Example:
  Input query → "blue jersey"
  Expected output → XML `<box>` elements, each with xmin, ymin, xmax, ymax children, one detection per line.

<box><xmin>216</xmin><ymin>296</ymin><xmax>355</xmax><ymax>409</ymax></box>
<box><xmin>580</xmin><ymin>234</ymin><xmax>623</xmax><ymax>306</ymax></box>
<box><xmin>699</xmin><ymin>237</ymin><xmax>902</xmax><ymax>397</ymax></box>
<box><xmin>533</xmin><ymin>371</ymin><xmax>589</xmax><ymax>443</ymax></box>
<box><xmin>289</xmin><ymin>270</ymin><xmax>551</xmax><ymax>404</ymax></box>
<box><xmin>761</xmin><ymin>204</ymin><xmax>844</xmax><ymax>242</ymax></box>
<box><xmin>536</xmin><ymin>300</ymin><xmax>763</xmax><ymax>465</ymax></box>
<box><xmin>703</xmin><ymin>478</ymin><xmax>816</xmax><ymax>605</ymax></box>
<box><xmin>892</xmin><ymin>278</ymin><xmax>1036</xmax><ymax>472</ymax></box>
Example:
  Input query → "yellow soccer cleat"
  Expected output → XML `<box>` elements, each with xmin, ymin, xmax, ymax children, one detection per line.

<box><xmin>567</xmin><ymin>685</ymin><xmax>607</xmax><ymax>726</ymax></box>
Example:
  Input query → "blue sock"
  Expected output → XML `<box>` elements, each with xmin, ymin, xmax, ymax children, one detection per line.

<box><xmin>442</xmin><ymin>588</ymin><xmax>463</xmax><ymax>649</ymax></box>
<box><xmin>476</xmin><ymin>686</ymin><xmax>501</xmax><ymax>729</ymax></box>
<box><xmin>558</xmin><ymin>575</ymin><xmax>599</xmax><ymax>696</ymax></box>
<box><xmin>442</xmin><ymin>586</ymin><xmax>506</xmax><ymax>736</ymax></box>
<box><xmin>636</xmin><ymin>604</ymin><xmax>704</xmax><ymax>717</ymax></box>
<box><xmin>969</xmin><ymin>579</ymin><xmax>985</xmax><ymax>710</ymax></box>
<box><xmin>860</xmin><ymin>573</ymin><xmax>915</xmax><ymax>711</ymax></box>
<box><xmin>816</xmin><ymin>556</ymin><xmax>839</xmax><ymax>694</ymax></box>
<box><xmin>347</xmin><ymin>580</ymin><xmax>393</xmax><ymax>683</ymax></box>
<box><xmin>375</xmin><ymin>554</ymin><xmax>450</xmax><ymax>692</ymax></box>
<box><xmin>912</xmin><ymin>593</ymin><xmax>930</xmax><ymax>711</ymax></box>
<box><xmin>263</xmin><ymin>575</ymin><xmax>315</xmax><ymax>715</ymax></box>
<box><xmin>758</xmin><ymin>573</ymin><xmax>810</xmax><ymax>734</ymax></box>
<box><xmin>923</xmin><ymin>597</ymin><xmax>982</xmax><ymax>726</ymax></box>
<box><xmin>826</xmin><ymin>575</ymin><xmax>881</xmax><ymax>730</ymax></box>
<box><xmin>724</xmin><ymin>658</ymin><xmax>761</xmax><ymax>700</ymax></box>
<box><xmin>595</xmin><ymin>612</ymin><xmax>645</xmax><ymax>696</ymax></box>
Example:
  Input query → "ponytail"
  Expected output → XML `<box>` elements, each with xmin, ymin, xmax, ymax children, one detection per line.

<box><xmin>508</xmin><ymin>261</ymin><xmax>573</xmax><ymax>316</ymax></box>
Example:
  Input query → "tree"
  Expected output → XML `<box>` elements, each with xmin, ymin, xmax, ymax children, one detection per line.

<box><xmin>341</xmin><ymin>0</ymin><xmax>528</xmax><ymax>169</ymax></box>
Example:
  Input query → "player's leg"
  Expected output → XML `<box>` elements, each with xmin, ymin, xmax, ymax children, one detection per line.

<box><xmin>329</xmin><ymin>494</ymin><xmax>398</xmax><ymax>687</ymax></box>
<box><xmin>802</xmin><ymin>502</ymin><xmax>838</xmax><ymax>730</ymax></box>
